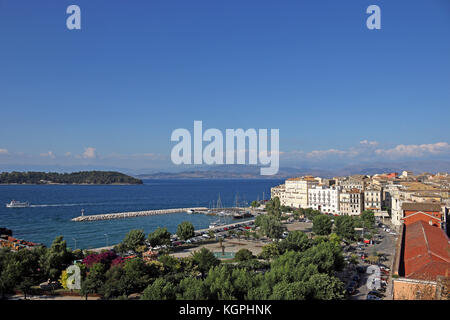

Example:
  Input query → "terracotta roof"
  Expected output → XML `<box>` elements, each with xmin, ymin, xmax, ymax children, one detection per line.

<box><xmin>403</xmin><ymin>220</ymin><xmax>450</xmax><ymax>281</ymax></box>
<box><xmin>402</xmin><ymin>202</ymin><xmax>442</xmax><ymax>212</ymax></box>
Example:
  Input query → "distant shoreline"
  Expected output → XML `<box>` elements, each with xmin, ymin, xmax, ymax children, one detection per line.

<box><xmin>0</xmin><ymin>183</ymin><xmax>141</xmax><ymax>185</ymax></box>
<box><xmin>0</xmin><ymin>171</ymin><xmax>143</xmax><ymax>185</ymax></box>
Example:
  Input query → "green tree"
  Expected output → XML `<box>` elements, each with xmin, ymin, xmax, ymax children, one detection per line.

<box><xmin>158</xmin><ymin>254</ymin><xmax>181</xmax><ymax>274</ymax></box>
<box><xmin>147</xmin><ymin>227</ymin><xmax>171</xmax><ymax>247</ymax></box>
<box><xmin>301</xmin><ymin>241</ymin><xmax>344</xmax><ymax>274</ymax></box>
<box><xmin>360</xmin><ymin>210</ymin><xmax>376</xmax><ymax>230</ymax></box>
<box><xmin>204</xmin><ymin>265</ymin><xmax>235</xmax><ymax>299</ymax></box>
<box><xmin>255</xmin><ymin>214</ymin><xmax>284</xmax><ymax>239</ymax></box>
<box><xmin>141</xmin><ymin>278</ymin><xmax>176</xmax><ymax>300</ymax></box>
<box><xmin>191</xmin><ymin>248</ymin><xmax>220</xmax><ymax>277</ymax></box>
<box><xmin>302</xmin><ymin>208</ymin><xmax>322</xmax><ymax>221</ymax></box>
<box><xmin>177</xmin><ymin>221</ymin><xmax>195</xmax><ymax>240</ymax></box>
<box><xmin>334</xmin><ymin>215</ymin><xmax>355</xmax><ymax>240</ymax></box>
<box><xmin>305</xmin><ymin>273</ymin><xmax>345</xmax><ymax>299</ymax></box>
<box><xmin>259</xmin><ymin>242</ymin><xmax>281</xmax><ymax>260</ymax></box>
<box><xmin>80</xmin><ymin>263</ymin><xmax>106</xmax><ymax>300</ymax></box>
<box><xmin>270</xmin><ymin>281</ymin><xmax>307</xmax><ymax>300</ymax></box>
<box><xmin>265</xmin><ymin>197</ymin><xmax>281</xmax><ymax>218</ymax></box>
<box><xmin>278</xmin><ymin>231</ymin><xmax>312</xmax><ymax>253</ymax></box>
<box><xmin>0</xmin><ymin>250</ymin><xmax>20</xmax><ymax>299</ymax></box>
<box><xmin>15</xmin><ymin>249</ymin><xmax>42</xmax><ymax>299</ymax></box>
<box><xmin>232</xmin><ymin>267</ymin><xmax>260</xmax><ymax>299</ymax></box>
<box><xmin>234</xmin><ymin>249</ymin><xmax>254</xmax><ymax>262</ymax></box>
<box><xmin>122</xmin><ymin>229</ymin><xmax>146</xmax><ymax>253</ymax></box>
<box><xmin>177</xmin><ymin>277</ymin><xmax>209</xmax><ymax>300</ymax></box>
<box><xmin>100</xmin><ymin>266</ymin><xmax>131</xmax><ymax>299</ymax></box>
<box><xmin>312</xmin><ymin>215</ymin><xmax>333</xmax><ymax>236</ymax></box>
<box><xmin>123</xmin><ymin>257</ymin><xmax>152</xmax><ymax>292</ymax></box>
<box><xmin>39</xmin><ymin>236</ymin><xmax>74</xmax><ymax>281</ymax></box>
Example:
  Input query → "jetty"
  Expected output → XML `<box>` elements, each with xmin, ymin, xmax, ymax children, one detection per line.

<box><xmin>71</xmin><ymin>207</ymin><xmax>208</xmax><ymax>222</ymax></box>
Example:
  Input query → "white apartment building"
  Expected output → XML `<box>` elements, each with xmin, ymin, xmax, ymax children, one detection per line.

<box><xmin>339</xmin><ymin>189</ymin><xmax>364</xmax><ymax>215</ymax></box>
<box><xmin>390</xmin><ymin>186</ymin><xmax>406</xmax><ymax>226</ymax></box>
<box><xmin>271</xmin><ymin>184</ymin><xmax>285</xmax><ymax>203</ymax></box>
<box><xmin>364</xmin><ymin>187</ymin><xmax>383</xmax><ymax>213</ymax></box>
<box><xmin>308</xmin><ymin>185</ymin><xmax>341</xmax><ymax>214</ymax></box>
<box><xmin>283</xmin><ymin>176</ymin><xmax>319</xmax><ymax>208</ymax></box>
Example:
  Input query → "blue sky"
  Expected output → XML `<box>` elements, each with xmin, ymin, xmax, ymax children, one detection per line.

<box><xmin>0</xmin><ymin>0</ymin><xmax>449</xmax><ymax>172</ymax></box>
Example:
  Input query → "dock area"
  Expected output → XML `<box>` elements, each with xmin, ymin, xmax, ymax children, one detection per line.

<box><xmin>71</xmin><ymin>207</ymin><xmax>208</xmax><ymax>222</ymax></box>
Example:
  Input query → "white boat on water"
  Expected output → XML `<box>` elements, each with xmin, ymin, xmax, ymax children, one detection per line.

<box><xmin>6</xmin><ymin>200</ymin><xmax>30</xmax><ymax>208</ymax></box>
<box><xmin>209</xmin><ymin>218</ymin><xmax>226</xmax><ymax>229</ymax></box>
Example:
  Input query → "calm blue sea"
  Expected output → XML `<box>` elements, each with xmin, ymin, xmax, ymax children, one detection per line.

<box><xmin>0</xmin><ymin>179</ymin><xmax>282</xmax><ymax>249</ymax></box>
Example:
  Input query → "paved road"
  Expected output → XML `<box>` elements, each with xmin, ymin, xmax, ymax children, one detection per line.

<box><xmin>345</xmin><ymin>221</ymin><xmax>398</xmax><ymax>300</ymax></box>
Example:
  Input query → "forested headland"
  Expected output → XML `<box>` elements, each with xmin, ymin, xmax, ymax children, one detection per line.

<box><xmin>0</xmin><ymin>171</ymin><xmax>143</xmax><ymax>185</ymax></box>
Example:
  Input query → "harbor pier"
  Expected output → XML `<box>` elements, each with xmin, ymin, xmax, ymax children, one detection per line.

<box><xmin>71</xmin><ymin>207</ymin><xmax>208</xmax><ymax>222</ymax></box>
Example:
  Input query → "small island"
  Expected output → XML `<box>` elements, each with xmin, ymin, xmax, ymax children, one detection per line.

<box><xmin>0</xmin><ymin>171</ymin><xmax>143</xmax><ymax>185</ymax></box>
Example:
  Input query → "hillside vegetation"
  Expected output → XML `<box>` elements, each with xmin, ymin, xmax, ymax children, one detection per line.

<box><xmin>0</xmin><ymin>171</ymin><xmax>143</xmax><ymax>185</ymax></box>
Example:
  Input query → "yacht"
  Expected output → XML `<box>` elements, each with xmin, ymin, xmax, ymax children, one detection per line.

<box><xmin>6</xmin><ymin>200</ymin><xmax>30</xmax><ymax>208</ymax></box>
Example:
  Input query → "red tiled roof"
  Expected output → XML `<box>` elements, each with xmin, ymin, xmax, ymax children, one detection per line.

<box><xmin>403</xmin><ymin>220</ymin><xmax>450</xmax><ymax>281</ymax></box>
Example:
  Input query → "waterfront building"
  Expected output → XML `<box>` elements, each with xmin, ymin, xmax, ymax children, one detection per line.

<box><xmin>308</xmin><ymin>185</ymin><xmax>341</xmax><ymax>214</ymax></box>
<box><xmin>271</xmin><ymin>184</ymin><xmax>286</xmax><ymax>203</ymax></box>
<box><xmin>283</xmin><ymin>176</ymin><xmax>319</xmax><ymax>208</ymax></box>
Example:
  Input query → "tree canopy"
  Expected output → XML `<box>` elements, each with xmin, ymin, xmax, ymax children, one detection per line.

<box><xmin>312</xmin><ymin>215</ymin><xmax>333</xmax><ymax>236</ymax></box>
<box><xmin>176</xmin><ymin>221</ymin><xmax>195</xmax><ymax>241</ymax></box>
<box><xmin>0</xmin><ymin>171</ymin><xmax>143</xmax><ymax>184</ymax></box>
<box><xmin>148</xmin><ymin>227</ymin><xmax>171</xmax><ymax>247</ymax></box>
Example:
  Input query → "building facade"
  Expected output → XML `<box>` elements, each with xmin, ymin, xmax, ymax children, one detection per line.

<box><xmin>339</xmin><ymin>189</ymin><xmax>364</xmax><ymax>216</ymax></box>
<box><xmin>283</xmin><ymin>176</ymin><xmax>319</xmax><ymax>208</ymax></box>
<box><xmin>364</xmin><ymin>187</ymin><xmax>383</xmax><ymax>213</ymax></box>
<box><xmin>308</xmin><ymin>185</ymin><xmax>341</xmax><ymax>214</ymax></box>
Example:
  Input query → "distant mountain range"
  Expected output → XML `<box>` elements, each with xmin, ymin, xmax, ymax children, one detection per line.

<box><xmin>136</xmin><ymin>160</ymin><xmax>450</xmax><ymax>179</ymax></box>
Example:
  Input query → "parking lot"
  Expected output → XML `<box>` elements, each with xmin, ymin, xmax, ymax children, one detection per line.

<box><xmin>342</xmin><ymin>220</ymin><xmax>398</xmax><ymax>300</ymax></box>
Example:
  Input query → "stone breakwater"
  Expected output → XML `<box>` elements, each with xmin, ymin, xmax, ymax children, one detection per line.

<box><xmin>71</xmin><ymin>207</ymin><xmax>208</xmax><ymax>222</ymax></box>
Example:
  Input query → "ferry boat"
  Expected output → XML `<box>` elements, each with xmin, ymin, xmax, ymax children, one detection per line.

<box><xmin>6</xmin><ymin>200</ymin><xmax>30</xmax><ymax>208</ymax></box>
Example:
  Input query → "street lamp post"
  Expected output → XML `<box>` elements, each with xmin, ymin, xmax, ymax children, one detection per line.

<box><xmin>104</xmin><ymin>233</ymin><xmax>109</xmax><ymax>247</ymax></box>
<box><xmin>72</xmin><ymin>237</ymin><xmax>77</xmax><ymax>250</ymax></box>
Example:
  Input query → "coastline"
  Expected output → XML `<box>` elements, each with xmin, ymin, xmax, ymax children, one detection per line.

<box><xmin>0</xmin><ymin>183</ymin><xmax>142</xmax><ymax>185</ymax></box>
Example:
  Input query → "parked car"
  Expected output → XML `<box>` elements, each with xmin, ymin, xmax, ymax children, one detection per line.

<box><xmin>368</xmin><ymin>290</ymin><xmax>385</xmax><ymax>298</ymax></box>
<box><xmin>367</xmin><ymin>294</ymin><xmax>381</xmax><ymax>300</ymax></box>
